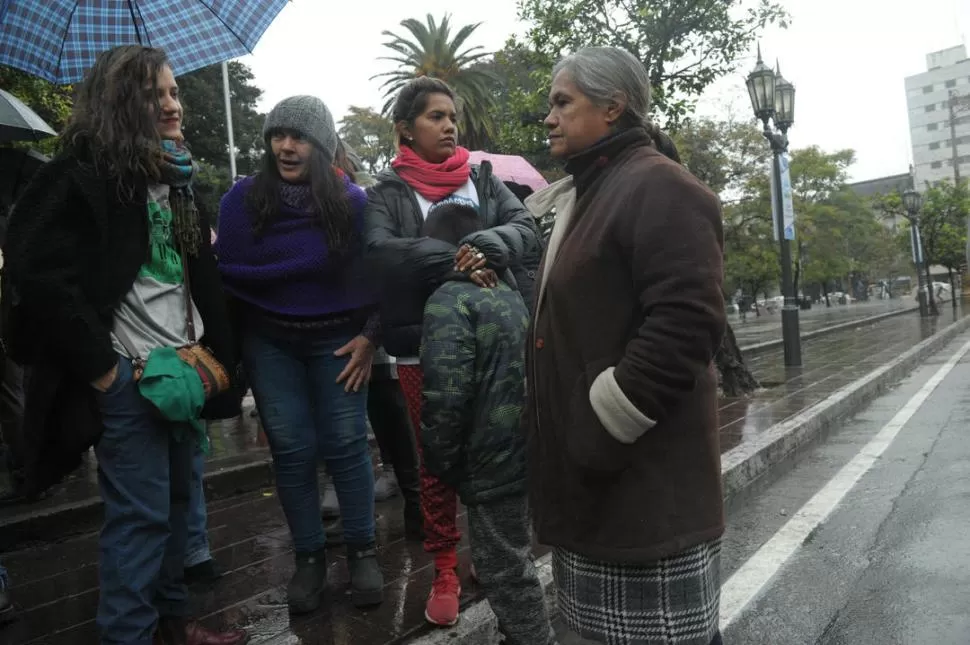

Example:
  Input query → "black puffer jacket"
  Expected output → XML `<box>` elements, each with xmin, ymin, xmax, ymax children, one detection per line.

<box><xmin>364</xmin><ymin>161</ymin><xmax>542</xmax><ymax>357</ymax></box>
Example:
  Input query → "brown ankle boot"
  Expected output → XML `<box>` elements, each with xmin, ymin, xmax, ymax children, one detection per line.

<box><xmin>155</xmin><ymin>616</ymin><xmax>248</xmax><ymax>645</ymax></box>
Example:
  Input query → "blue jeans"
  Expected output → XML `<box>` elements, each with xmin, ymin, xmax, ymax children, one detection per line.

<box><xmin>243</xmin><ymin>325</ymin><xmax>374</xmax><ymax>552</ymax></box>
<box><xmin>185</xmin><ymin>448</ymin><xmax>211</xmax><ymax>568</ymax></box>
<box><xmin>94</xmin><ymin>356</ymin><xmax>194</xmax><ymax>645</ymax></box>
<box><xmin>0</xmin><ymin>558</ymin><xmax>6</xmax><ymax>588</ymax></box>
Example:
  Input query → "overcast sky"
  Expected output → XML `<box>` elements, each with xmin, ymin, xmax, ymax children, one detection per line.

<box><xmin>238</xmin><ymin>0</ymin><xmax>970</xmax><ymax>183</ymax></box>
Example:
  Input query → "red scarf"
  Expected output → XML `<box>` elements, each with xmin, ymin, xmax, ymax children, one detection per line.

<box><xmin>392</xmin><ymin>145</ymin><xmax>471</xmax><ymax>203</ymax></box>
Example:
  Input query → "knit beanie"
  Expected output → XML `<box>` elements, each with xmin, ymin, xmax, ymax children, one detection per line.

<box><xmin>263</xmin><ymin>95</ymin><xmax>338</xmax><ymax>161</ymax></box>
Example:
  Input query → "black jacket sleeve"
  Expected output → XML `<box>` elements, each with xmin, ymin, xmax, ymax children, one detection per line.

<box><xmin>364</xmin><ymin>183</ymin><xmax>457</xmax><ymax>287</ymax></box>
<box><xmin>3</xmin><ymin>160</ymin><xmax>117</xmax><ymax>383</ymax></box>
<box><xmin>461</xmin><ymin>175</ymin><xmax>541</xmax><ymax>272</ymax></box>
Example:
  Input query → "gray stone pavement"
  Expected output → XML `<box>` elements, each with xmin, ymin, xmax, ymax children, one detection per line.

<box><xmin>729</xmin><ymin>298</ymin><xmax>916</xmax><ymax>347</ymax></box>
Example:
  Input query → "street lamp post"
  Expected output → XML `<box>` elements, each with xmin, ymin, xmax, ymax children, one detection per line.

<box><xmin>746</xmin><ymin>47</ymin><xmax>802</xmax><ymax>368</ymax></box>
<box><xmin>902</xmin><ymin>189</ymin><xmax>931</xmax><ymax>318</ymax></box>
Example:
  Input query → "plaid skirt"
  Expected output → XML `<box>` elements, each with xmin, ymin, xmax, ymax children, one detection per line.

<box><xmin>553</xmin><ymin>538</ymin><xmax>722</xmax><ymax>645</ymax></box>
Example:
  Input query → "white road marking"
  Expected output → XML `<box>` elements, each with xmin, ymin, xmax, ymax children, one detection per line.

<box><xmin>719</xmin><ymin>337</ymin><xmax>970</xmax><ymax>629</ymax></box>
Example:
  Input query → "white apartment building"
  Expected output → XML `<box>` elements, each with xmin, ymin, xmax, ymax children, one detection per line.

<box><xmin>904</xmin><ymin>45</ymin><xmax>970</xmax><ymax>187</ymax></box>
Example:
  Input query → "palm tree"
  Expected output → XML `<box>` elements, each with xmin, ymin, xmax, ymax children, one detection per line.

<box><xmin>372</xmin><ymin>14</ymin><xmax>497</xmax><ymax>150</ymax></box>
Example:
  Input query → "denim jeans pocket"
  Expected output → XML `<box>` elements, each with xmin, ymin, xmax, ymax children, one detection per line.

<box><xmin>96</xmin><ymin>355</ymin><xmax>134</xmax><ymax>400</ymax></box>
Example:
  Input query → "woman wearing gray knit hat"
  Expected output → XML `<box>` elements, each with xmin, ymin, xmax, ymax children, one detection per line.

<box><xmin>216</xmin><ymin>95</ymin><xmax>383</xmax><ymax>612</ymax></box>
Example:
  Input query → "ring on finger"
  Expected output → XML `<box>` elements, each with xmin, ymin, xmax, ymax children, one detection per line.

<box><xmin>475</xmin><ymin>252</ymin><xmax>484</xmax><ymax>260</ymax></box>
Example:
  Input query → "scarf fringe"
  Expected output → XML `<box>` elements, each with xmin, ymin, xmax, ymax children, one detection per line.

<box><xmin>160</xmin><ymin>139</ymin><xmax>201</xmax><ymax>257</ymax></box>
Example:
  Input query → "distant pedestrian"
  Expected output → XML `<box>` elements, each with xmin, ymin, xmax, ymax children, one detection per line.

<box><xmin>216</xmin><ymin>96</ymin><xmax>383</xmax><ymax>613</ymax></box>
<box><xmin>524</xmin><ymin>47</ymin><xmax>726</xmax><ymax>645</ymax></box>
<box><xmin>2</xmin><ymin>45</ymin><xmax>245</xmax><ymax>645</ymax></box>
<box><xmin>420</xmin><ymin>203</ymin><xmax>555</xmax><ymax>644</ymax></box>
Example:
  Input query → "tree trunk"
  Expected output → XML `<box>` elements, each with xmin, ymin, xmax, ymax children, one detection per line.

<box><xmin>716</xmin><ymin>322</ymin><xmax>760</xmax><ymax>398</ymax></box>
<box><xmin>823</xmin><ymin>282</ymin><xmax>831</xmax><ymax>307</ymax></box>
<box><xmin>949</xmin><ymin>267</ymin><xmax>958</xmax><ymax>309</ymax></box>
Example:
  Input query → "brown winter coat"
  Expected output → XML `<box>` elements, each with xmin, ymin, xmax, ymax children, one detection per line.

<box><xmin>523</xmin><ymin>129</ymin><xmax>727</xmax><ymax>564</ymax></box>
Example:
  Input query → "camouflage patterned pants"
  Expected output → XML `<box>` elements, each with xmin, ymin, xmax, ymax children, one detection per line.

<box><xmin>397</xmin><ymin>365</ymin><xmax>462</xmax><ymax>555</ymax></box>
<box><xmin>468</xmin><ymin>493</ymin><xmax>555</xmax><ymax>645</ymax></box>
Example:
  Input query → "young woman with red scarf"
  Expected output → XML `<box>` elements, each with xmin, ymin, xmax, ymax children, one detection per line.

<box><xmin>364</xmin><ymin>76</ymin><xmax>541</xmax><ymax>627</ymax></box>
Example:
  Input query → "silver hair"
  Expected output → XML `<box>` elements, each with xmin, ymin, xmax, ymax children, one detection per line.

<box><xmin>552</xmin><ymin>47</ymin><xmax>652</xmax><ymax>130</ymax></box>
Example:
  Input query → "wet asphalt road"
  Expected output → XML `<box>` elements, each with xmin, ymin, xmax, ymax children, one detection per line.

<box><xmin>721</xmin><ymin>330</ymin><xmax>970</xmax><ymax>645</ymax></box>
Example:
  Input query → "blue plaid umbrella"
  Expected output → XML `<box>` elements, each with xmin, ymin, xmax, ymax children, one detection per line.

<box><xmin>0</xmin><ymin>0</ymin><xmax>289</xmax><ymax>84</ymax></box>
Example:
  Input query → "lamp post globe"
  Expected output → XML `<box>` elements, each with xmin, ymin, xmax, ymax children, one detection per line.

<box><xmin>902</xmin><ymin>188</ymin><xmax>923</xmax><ymax>216</ymax></box>
<box><xmin>774</xmin><ymin>63</ymin><xmax>795</xmax><ymax>131</ymax></box>
<box><xmin>746</xmin><ymin>44</ymin><xmax>777</xmax><ymax>124</ymax></box>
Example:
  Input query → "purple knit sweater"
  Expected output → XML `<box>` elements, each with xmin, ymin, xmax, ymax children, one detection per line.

<box><xmin>215</xmin><ymin>174</ymin><xmax>375</xmax><ymax>317</ymax></box>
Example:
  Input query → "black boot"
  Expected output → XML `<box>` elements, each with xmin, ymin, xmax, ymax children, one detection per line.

<box><xmin>184</xmin><ymin>558</ymin><xmax>224</xmax><ymax>586</ymax></box>
<box><xmin>287</xmin><ymin>549</ymin><xmax>328</xmax><ymax>614</ymax></box>
<box><xmin>403</xmin><ymin>493</ymin><xmax>424</xmax><ymax>541</ymax></box>
<box><xmin>346</xmin><ymin>543</ymin><xmax>383</xmax><ymax>608</ymax></box>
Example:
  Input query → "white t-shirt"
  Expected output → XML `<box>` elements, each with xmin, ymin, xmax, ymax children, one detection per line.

<box><xmin>413</xmin><ymin>178</ymin><xmax>479</xmax><ymax>219</ymax></box>
<box><xmin>396</xmin><ymin>179</ymin><xmax>481</xmax><ymax>366</ymax></box>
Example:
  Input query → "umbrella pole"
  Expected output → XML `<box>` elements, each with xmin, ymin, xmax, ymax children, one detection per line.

<box><xmin>222</xmin><ymin>61</ymin><xmax>237</xmax><ymax>181</ymax></box>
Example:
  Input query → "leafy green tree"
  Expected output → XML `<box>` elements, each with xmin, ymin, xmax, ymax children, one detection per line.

<box><xmin>512</xmin><ymin>0</ymin><xmax>787</xmax><ymax>131</ymax></box>
<box><xmin>873</xmin><ymin>184</ymin><xmax>970</xmax><ymax>313</ymax></box>
<box><xmin>178</xmin><ymin>61</ymin><xmax>265</xmax><ymax>177</ymax></box>
<box><xmin>0</xmin><ymin>66</ymin><xmax>72</xmax><ymax>155</ymax></box>
<box><xmin>193</xmin><ymin>162</ymin><xmax>232</xmax><ymax>228</ymax></box>
<box><xmin>782</xmin><ymin>147</ymin><xmax>856</xmax><ymax>304</ymax></box>
<box><xmin>373</xmin><ymin>14</ymin><xmax>497</xmax><ymax>150</ymax></box>
<box><xmin>723</xmin><ymin>206</ymin><xmax>779</xmax><ymax>301</ymax></box>
<box><xmin>919</xmin><ymin>180</ymin><xmax>970</xmax><ymax>305</ymax></box>
<box><xmin>799</xmin><ymin>202</ymin><xmax>852</xmax><ymax>303</ymax></box>
<box><xmin>338</xmin><ymin>106</ymin><xmax>396</xmax><ymax>173</ymax></box>
<box><xmin>464</xmin><ymin>42</ymin><xmax>561</xmax><ymax>174</ymax></box>
<box><xmin>675</xmin><ymin>118</ymin><xmax>770</xmax><ymax>198</ymax></box>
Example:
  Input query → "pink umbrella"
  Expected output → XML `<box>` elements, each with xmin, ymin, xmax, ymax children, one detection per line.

<box><xmin>468</xmin><ymin>151</ymin><xmax>549</xmax><ymax>192</ymax></box>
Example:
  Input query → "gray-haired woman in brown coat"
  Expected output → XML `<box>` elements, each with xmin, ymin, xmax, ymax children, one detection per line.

<box><xmin>524</xmin><ymin>46</ymin><xmax>727</xmax><ymax>645</ymax></box>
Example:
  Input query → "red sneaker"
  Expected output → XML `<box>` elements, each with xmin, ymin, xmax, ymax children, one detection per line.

<box><xmin>424</xmin><ymin>568</ymin><xmax>461</xmax><ymax>626</ymax></box>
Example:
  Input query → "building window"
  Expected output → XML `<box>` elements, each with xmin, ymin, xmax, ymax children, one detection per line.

<box><xmin>925</xmin><ymin>104</ymin><xmax>937</xmax><ymax>112</ymax></box>
<box><xmin>930</xmin><ymin>142</ymin><xmax>941</xmax><ymax>150</ymax></box>
<box><xmin>945</xmin><ymin>80</ymin><xmax>957</xmax><ymax>89</ymax></box>
<box><xmin>928</xmin><ymin>123</ymin><xmax>939</xmax><ymax>131</ymax></box>
<box><xmin>923</xmin><ymin>85</ymin><xmax>934</xmax><ymax>93</ymax></box>
<box><xmin>931</xmin><ymin>161</ymin><xmax>943</xmax><ymax>169</ymax></box>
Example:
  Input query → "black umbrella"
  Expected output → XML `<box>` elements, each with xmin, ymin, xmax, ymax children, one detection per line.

<box><xmin>0</xmin><ymin>89</ymin><xmax>56</xmax><ymax>143</ymax></box>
